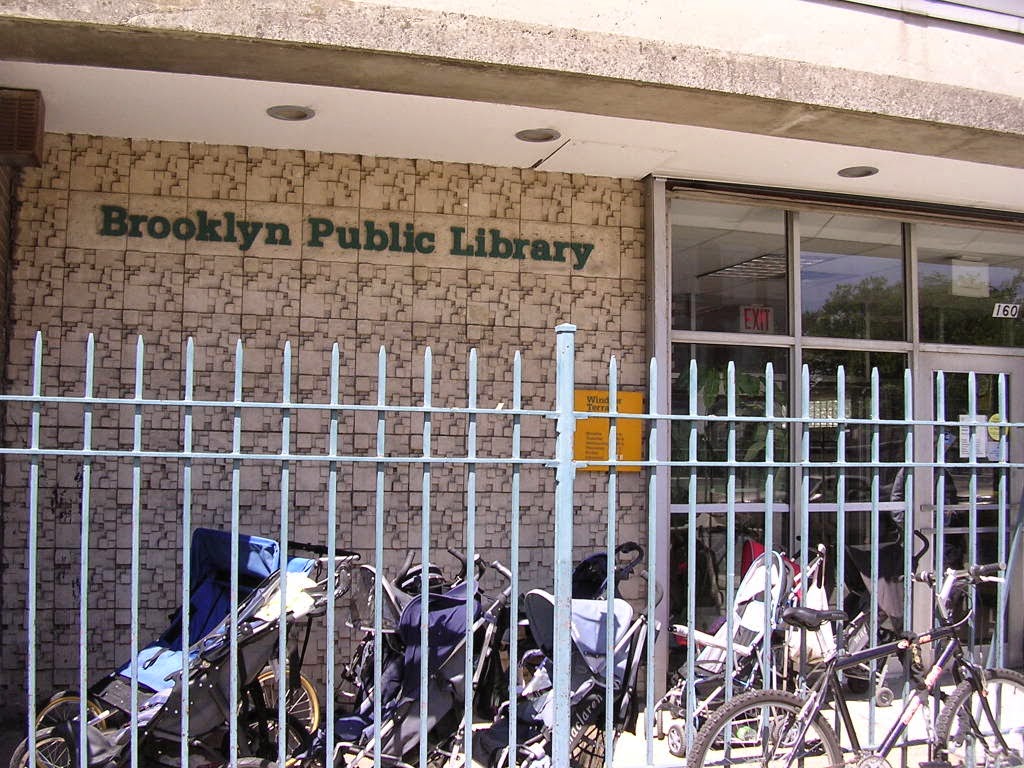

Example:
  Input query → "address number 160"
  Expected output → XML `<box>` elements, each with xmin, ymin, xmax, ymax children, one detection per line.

<box><xmin>992</xmin><ymin>303</ymin><xmax>1021</xmax><ymax>318</ymax></box>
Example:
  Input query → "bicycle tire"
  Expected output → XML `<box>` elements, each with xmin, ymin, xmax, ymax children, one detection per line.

<box><xmin>9</xmin><ymin>727</ymin><xmax>72</xmax><ymax>768</ymax></box>
<box><xmin>688</xmin><ymin>689</ymin><xmax>842</xmax><ymax>768</ymax></box>
<box><xmin>935</xmin><ymin>667</ymin><xmax>1024</xmax><ymax>768</ymax></box>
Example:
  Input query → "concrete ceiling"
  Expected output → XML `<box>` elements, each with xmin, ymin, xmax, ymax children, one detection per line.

<box><xmin>3</xmin><ymin>59</ymin><xmax>1024</xmax><ymax>215</ymax></box>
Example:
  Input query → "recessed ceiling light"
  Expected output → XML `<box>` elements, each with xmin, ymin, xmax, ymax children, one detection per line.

<box><xmin>515</xmin><ymin>128</ymin><xmax>561</xmax><ymax>143</ymax></box>
<box><xmin>266</xmin><ymin>105</ymin><xmax>316</xmax><ymax>122</ymax></box>
<box><xmin>837</xmin><ymin>165</ymin><xmax>879</xmax><ymax>178</ymax></box>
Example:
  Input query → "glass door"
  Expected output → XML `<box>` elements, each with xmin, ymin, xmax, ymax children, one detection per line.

<box><xmin>915</xmin><ymin>353</ymin><xmax>1023</xmax><ymax>665</ymax></box>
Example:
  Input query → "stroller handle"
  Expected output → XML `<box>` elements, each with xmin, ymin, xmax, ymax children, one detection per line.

<box><xmin>290</xmin><ymin>540</ymin><xmax>360</xmax><ymax>559</ymax></box>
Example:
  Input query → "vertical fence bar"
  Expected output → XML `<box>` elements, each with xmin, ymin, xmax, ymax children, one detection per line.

<box><xmin>552</xmin><ymin>324</ymin><xmax>577</xmax><ymax>768</ymax></box>
<box><xmin>761</xmin><ymin>363</ymin><xmax>774</xmax><ymax>686</ymax></box>
<box><xmin>464</xmin><ymin>348</ymin><xmax>478</xmax><ymax>765</ymax></box>
<box><xmin>130</xmin><ymin>337</ymin><xmax>144</xmax><ymax>768</ymax></box>
<box><xmin>507</xmin><ymin>351</ymin><xmax>522</xmax><ymax>768</ymax></box>
<box><xmin>966</xmin><ymin>373</ymin><xmax>979</xmax><ymax>652</ymax></box>
<box><xmin>993</xmin><ymin>373</ymin><xmax>1008</xmax><ymax>668</ymax></box>
<box><xmin>372</xmin><ymin>346</ymin><xmax>387</xmax><ymax>768</ymax></box>
<box><xmin>902</xmin><ymin>370</ymin><xmax>914</xmax><ymax>634</ymax></box>
<box><xmin>723</xmin><ymin>361</ymin><xmax>736</xmax><ymax>700</ymax></box>
<box><xmin>78</xmin><ymin>336</ymin><xmax>95</xmax><ymax>768</ymax></box>
<box><xmin>835</xmin><ymin>367</ymin><xmax>847</xmax><ymax>696</ymax></box>
<box><xmin>868</xmin><ymin>367</ymin><xmax>881</xmax><ymax>744</ymax></box>
<box><xmin>935</xmin><ymin>372</ymin><xmax>947</xmax><ymax>590</ymax></box>
<box><xmin>277</xmin><ymin>342</ymin><xmax>292</xmax><ymax>766</ymax></box>
<box><xmin>326</xmin><ymin>343</ymin><xmax>341</xmax><ymax>764</ymax></box>
<box><xmin>604</xmin><ymin>356</ymin><xmax>618</xmax><ymax>765</ymax></box>
<box><xmin>229</xmin><ymin>340</ymin><xmax>244</xmax><ymax>766</ymax></box>
<box><xmin>684</xmin><ymin>360</ymin><xmax>700</xmax><ymax>753</ymax></box>
<box><xmin>181</xmin><ymin>338</ymin><xmax>195</xmax><ymax>766</ymax></box>
<box><xmin>798</xmin><ymin>365</ymin><xmax>811</xmax><ymax>684</ymax></box>
<box><xmin>685</xmin><ymin>358</ymin><xmax>698</xmax><ymax>748</ymax></box>
<box><xmin>26</xmin><ymin>332</ymin><xmax>42</xmax><ymax>768</ymax></box>
<box><xmin>419</xmin><ymin>347</ymin><xmax>432</xmax><ymax>768</ymax></box>
<box><xmin>645</xmin><ymin>356</ymin><xmax>658</xmax><ymax>768</ymax></box>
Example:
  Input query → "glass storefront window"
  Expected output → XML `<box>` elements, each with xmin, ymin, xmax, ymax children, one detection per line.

<box><xmin>800</xmin><ymin>213</ymin><xmax>905</xmax><ymax>341</ymax></box>
<box><xmin>801</xmin><ymin>349</ymin><xmax>909</xmax><ymax>551</ymax></box>
<box><xmin>669</xmin><ymin>343</ymin><xmax>789</xmax><ymax>633</ymax></box>
<box><xmin>917</xmin><ymin>223</ymin><xmax>1024</xmax><ymax>347</ymax></box>
<box><xmin>671</xmin><ymin>199</ymin><xmax>788</xmax><ymax>334</ymax></box>
<box><xmin>671</xmin><ymin>343</ymin><xmax>790</xmax><ymax>506</ymax></box>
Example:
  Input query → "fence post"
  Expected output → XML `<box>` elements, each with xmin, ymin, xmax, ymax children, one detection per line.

<box><xmin>553</xmin><ymin>323</ymin><xmax>577</xmax><ymax>768</ymax></box>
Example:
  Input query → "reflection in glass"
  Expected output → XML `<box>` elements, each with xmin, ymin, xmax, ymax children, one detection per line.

<box><xmin>933</xmin><ymin>371</ymin><xmax>1010</xmax><ymax>644</ymax></box>
<box><xmin>671</xmin><ymin>344</ymin><xmax>789</xmax><ymax>506</ymax></box>
<box><xmin>670</xmin><ymin>344</ymin><xmax>789</xmax><ymax>632</ymax></box>
<box><xmin>671</xmin><ymin>199</ymin><xmax>788</xmax><ymax>333</ymax></box>
<box><xmin>918</xmin><ymin>223</ymin><xmax>1024</xmax><ymax>347</ymax></box>
<box><xmin>801</xmin><ymin>350</ymin><xmax>908</xmax><ymax>549</ymax></box>
<box><xmin>801</xmin><ymin>212</ymin><xmax>905</xmax><ymax>340</ymax></box>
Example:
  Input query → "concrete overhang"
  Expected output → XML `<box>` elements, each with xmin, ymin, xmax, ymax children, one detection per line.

<box><xmin>1</xmin><ymin>5</ymin><xmax>1023</xmax><ymax>170</ymax></box>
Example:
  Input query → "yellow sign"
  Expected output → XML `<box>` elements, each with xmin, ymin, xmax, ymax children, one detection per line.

<box><xmin>574</xmin><ymin>390</ymin><xmax>645</xmax><ymax>471</ymax></box>
<box><xmin>988</xmin><ymin>414</ymin><xmax>1006</xmax><ymax>442</ymax></box>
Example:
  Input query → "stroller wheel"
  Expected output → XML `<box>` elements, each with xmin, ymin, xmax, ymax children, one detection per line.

<box><xmin>876</xmin><ymin>686</ymin><xmax>894</xmax><ymax>707</ymax></box>
<box><xmin>666</xmin><ymin>722</ymin><xmax>688</xmax><ymax>757</ymax></box>
<box><xmin>36</xmin><ymin>691</ymin><xmax>107</xmax><ymax>730</ymax></box>
<box><xmin>9</xmin><ymin>727</ymin><xmax>72</xmax><ymax>768</ymax></box>
<box><xmin>258</xmin><ymin>670</ymin><xmax>321</xmax><ymax>732</ymax></box>
<box><xmin>569</xmin><ymin>724</ymin><xmax>607</xmax><ymax>768</ymax></box>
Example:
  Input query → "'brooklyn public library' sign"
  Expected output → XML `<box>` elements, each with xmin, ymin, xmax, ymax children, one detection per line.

<box><xmin>98</xmin><ymin>205</ymin><xmax>596</xmax><ymax>271</ymax></box>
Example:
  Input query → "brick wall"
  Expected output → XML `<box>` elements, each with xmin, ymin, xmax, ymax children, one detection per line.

<box><xmin>1</xmin><ymin>134</ymin><xmax>648</xmax><ymax>708</ymax></box>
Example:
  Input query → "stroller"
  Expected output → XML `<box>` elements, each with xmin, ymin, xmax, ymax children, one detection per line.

<box><xmin>14</xmin><ymin>551</ymin><xmax>361</xmax><ymax>768</ymax></box>
<box><xmin>36</xmin><ymin>529</ymin><xmax>324</xmax><ymax>735</ymax></box>
<box><xmin>655</xmin><ymin>546</ymin><xmax>825</xmax><ymax>757</ymax></box>
<box><xmin>305</xmin><ymin>557</ymin><xmax>512</xmax><ymax>768</ymax></box>
<box><xmin>473</xmin><ymin>545</ymin><xmax>649</xmax><ymax>768</ymax></box>
<box><xmin>843</xmin><ymin>529</ymin><xmax>929</xmax><ymax>704</ymax></box>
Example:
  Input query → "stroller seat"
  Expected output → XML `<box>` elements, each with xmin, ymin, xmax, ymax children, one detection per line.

<box><xmin>672</xmin><ymin>551</ymin><xmax>793</xmax><ymax>677</ymax></box>
<box><xmin>523</xmin><ymin>589</ymin><xmax>634</xmax><ymax>695</ymax></box>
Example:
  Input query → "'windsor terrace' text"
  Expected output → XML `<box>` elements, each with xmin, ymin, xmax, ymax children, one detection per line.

<box><xmin>97</xmin><ymin>206</ymin><xmax>595</xmax><ymax>270</ymax></box>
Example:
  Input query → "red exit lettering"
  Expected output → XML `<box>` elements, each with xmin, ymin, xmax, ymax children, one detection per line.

<box><xmin>741</xmin><ymin>306</ymin><xmax>774</xmax><ymax>333</ymax></box>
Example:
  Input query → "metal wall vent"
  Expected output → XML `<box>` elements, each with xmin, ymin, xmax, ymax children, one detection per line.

<box><xmin>0</xmin><ymin>88</ymin><xmax>44</xmax><ymax>167</ymax></box>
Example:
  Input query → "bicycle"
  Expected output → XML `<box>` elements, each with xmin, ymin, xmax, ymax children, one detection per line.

<box><xmin>688</xmin><ymin>562</ymin><xmax>1024</xmax><ymax>768</ymax></box>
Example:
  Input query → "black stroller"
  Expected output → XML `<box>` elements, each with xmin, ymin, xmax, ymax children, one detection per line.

<box><xmin>474</xmin><ymin>544</ymin><xmax>649</xmax><ymax>768</ymax></box>
<box><xmin>12</xmin><ymin>551</ymin><xmax>360</xmax><ymax>768</ymax></box>
<box><xmin>301</xmin><ymin>558</ymin><xmax>512</xmax><ymax>768</ymax></box>
<box><xmin>843</xmin><ymin>529</ymin><xmax>930</xmax><ymax>704</ymax></box>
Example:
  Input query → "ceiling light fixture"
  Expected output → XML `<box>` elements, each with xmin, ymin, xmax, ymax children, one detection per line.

<box><xmin>515</xmin><ymin>128</ymin><xmax>561</xmax><ymax>143</ymax></box>
<box><xmin>837</xmin><ymin>165</ymin><xmax>879</xmax><ymax>178</ymax></box>
<box><xmin>266</xmin><ymin>104</ymin><xmax>316</xmax><ymax>122</ymax></box>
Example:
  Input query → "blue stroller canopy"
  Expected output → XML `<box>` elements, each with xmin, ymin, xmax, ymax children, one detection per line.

<box><xmin>116</xmin><ymin>528</ymin><xmax>313</xmax><ymax>692</ymax></box>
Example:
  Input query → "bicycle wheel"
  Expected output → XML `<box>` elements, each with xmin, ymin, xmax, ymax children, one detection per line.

<box><xmin>9</xmin><ymin>728</ymin><xmax>72</xmax><ymax>768</ymax></box>
<box><xmin>688</xmin><ymin>689</ymin><xmax>842</xmax><ymax>768</ymax></box>
<box><xmin>258</xmin><ymin>669</ymin><xmax>321</xmax><ymax>732</ymax></box>
<box><xmin>936</xmin><ymin>668</ymin><xmax>1024</xmax><ymax>768</ymax></box>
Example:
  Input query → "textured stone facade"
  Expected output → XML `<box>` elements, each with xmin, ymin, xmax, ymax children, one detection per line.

<box><xmin>0</xmin><ymin>134</ymin><xmax>647</xmax><ymax>710</ymax></box>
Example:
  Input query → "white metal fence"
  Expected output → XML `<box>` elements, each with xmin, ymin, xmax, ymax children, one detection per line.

<box><xmin>1</xmin><ymin>324</ymin><xmax>1021</xmax><ymax>768</ymax></box>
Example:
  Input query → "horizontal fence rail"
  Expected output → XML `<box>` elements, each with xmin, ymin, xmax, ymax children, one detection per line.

<box><xmin>1</xmin><ymin>327</ymin><xmax>1022</xmax><ymax>768</ymax></box>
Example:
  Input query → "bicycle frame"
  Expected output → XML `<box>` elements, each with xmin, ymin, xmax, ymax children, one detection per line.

<box><xmin>780</xmin><ymin>567</ymin><xmax>1011</xmax><ymax>768</ymax></box>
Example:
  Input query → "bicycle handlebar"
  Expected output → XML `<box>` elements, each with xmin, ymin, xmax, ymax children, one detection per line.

<box><xmin>914</xmin><ymin>561</ymin><xmax>1004</xmax><ymax>586</ymax></box>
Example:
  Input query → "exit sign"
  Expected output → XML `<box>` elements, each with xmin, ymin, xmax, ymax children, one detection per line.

<box><xmin>741</xmin><ymin>305</ymin><xmax>774</xmax><ymax>333</ymax></box>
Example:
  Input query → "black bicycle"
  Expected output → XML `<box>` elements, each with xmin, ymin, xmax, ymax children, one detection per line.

<box><xmin>688</xmin><ymin>562</ymin><xmax>1024</xmax><ymax>768</ymax></box>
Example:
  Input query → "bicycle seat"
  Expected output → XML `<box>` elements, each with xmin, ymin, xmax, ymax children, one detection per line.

<box><xmin>782</xmin><ymin>606</ymin><xmax>847</xmax><ymax>631</ymax></box>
